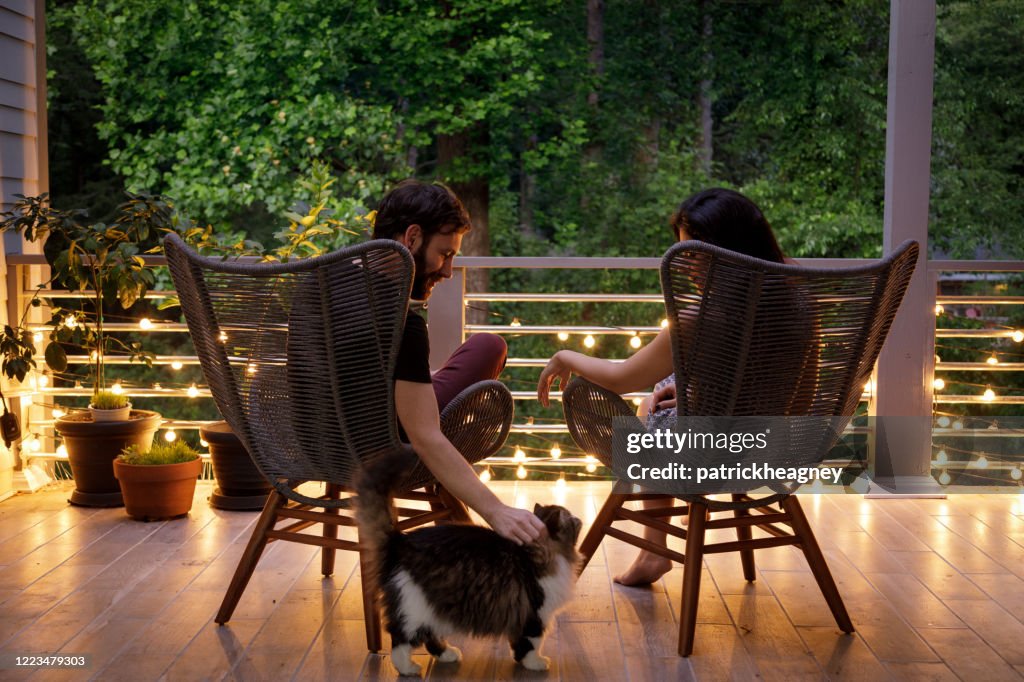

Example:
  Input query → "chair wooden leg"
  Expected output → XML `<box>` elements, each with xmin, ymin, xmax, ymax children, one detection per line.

<box><xmin>216</xmin><ymin>490</ymin><xmax>286</xmax><ymax>624</ymax></box>
<box><xmin>577</xmin><ymin>492</ymin><xmax>628</xmax><ymax>573</ymax></box>
<box><xmin>434</xmin><ymin>483</ymin><xmax>472</xmax><ymax>523</ymax></box>
<box><xmin>678</xmin><ymin>499</ymin><xmax>708</xmax><ymax>657</ymax></box>
<box><xmin>732</xmin><ymin>494</ymin><xmax>756</xmax><ymax>582</ymax></box>
<box><xmin>358</xmin><ymin>527</ymin><xmax>383</xmax><ymax>652</ymax></box>
<box><xmin>782</xmin><ymin>496</ymin><xmax>854</xmax><ymax>633</ymax></box>
<box><xmin>322</xmin><ymin>483</ymin><xmax>342</xmax><ymax>577</ymax></box>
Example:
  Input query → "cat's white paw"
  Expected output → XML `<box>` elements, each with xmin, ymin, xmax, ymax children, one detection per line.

<box><xmin>437</xmin><ymin>645</ymin><xmax>462</xmax><ymax>663</ymax></box>
<box><xmin>520</xmin><ymin>651</ymin><xmax>551</xmax><ymax>671</ymax></box>
<box><xmin>390</xmin><ymin>644</ymin><xmax>422</xmax><ymax>677</ymax></box>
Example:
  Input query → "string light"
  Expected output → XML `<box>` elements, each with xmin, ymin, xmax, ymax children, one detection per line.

<box><xmin>111</xmin><ymin>382</ymin><xmax>124</xmax><ymax>395</ymax></box>
<box><xmin>139</xmin><ymin>318</ymin><xmax>153</xmax><ymax>330</ymax></box>
<box><xmin>585</xmin><ymin>454</ymin><xmax>597</xmax><ymax>473</ymax></box>
<box><xmin>933</xmin><ymin>378</ymin><xmax>945</xmax><ymax>391</ymax></box>
<box><xmin>32</xmin><ymin>332</ymin><xmax>43</xmax><ymax>343</ymax></box>
<box><xmin>935</xmin><ymin>449</ymin><xmax>948</xmax><ymax>465</ymax></box>
<box><xmin>37</xmin><ymin>374</ymin><xmax>48</xmax><ymax>388</ymax></box>
<box><xmin>937</xmin><ymin>416</ymin><xmax>951</xmax><ymax>428</ymax></box>
<box><xmin>550</xmin><ymin>445</ymin><xmax>561</xmax><ymax>459</ymax></box>
<box><xmin>583</xmin><ymin>335</ymin><xmax>595</xmax><ymax>349</ymax></box>
<box><xmin>557</xmin><ymin>332</ymin><xmax>569</xmax><ymax>341</ymax></box>
<box><xmin>632</xmin><ymin>397</ymin><xmax>642</xmax><ymax>406</ymax></box>
<box><xmin>218</xmin><ymin>331</ymin><xmax>228</xmax><ymax>342</ymax></box>
<box><xmin>164</xmin><ymin>429</ymin><xmax>177</xmax><ymax>442</ymax></box>
<box><xmin>516</xmin><ymin>465</ymin><xmax>527</xmax><ymax>479</ymax></box>
<box><xmin>952</xmin><ymin>420</ymin><xmax>964</xmax><ymax>430</ymax></box>
<box><xmin>199</xmin><ymin>438</ymin><xmax>209</xmax><ymax>448</ymax></box>
<box><xmin>510</xmin><ymin>318</ymin><xmax>521</xmax><ymax>327</ymax></box>
<box><xmin>480</xmin><ymin>467</ymin><xmax>492</xmax><ymax>483</ymax></box>
<box><xmin>52</xmin><ymin>407</ymin><xmax>65</xmax><ymax>419</ymax></box>
<box><xmin>64</xmin><ymin>315</ymin><xmax>77</xmax><ymax>329</ymax></box>
<box><xmin>27</xmin><ymin>436</ymin><xmax>41</xmax><ymax>452</ymax></box>
<box><xmin>152</xmin><ymin>382</ymin><xmax>162</xmax><ymax>390</ymax></box>
<box><xmin>939</xmin><ymin>470</ymin><xmax>951</xmax><ymax>485</ymax></box>
<box><xmin>246</xmin><ymin>363</ymin><xmax>257</xmax><ymax>376</ymax></box>
<box><xmin>187</xmin><ymin>384</ymin><xmax>200</xmax><ymax>398</ymax></box>
<box><xmin>935</xmin><ymin>304</ymin><xmax>944</xmax><ymax>315</ymax></box>
<box><xmin>660</xmin><ymin>318</ymin><xmax>669</xmax><ymax>328</ymax></box>
<box><xmin>982</xmin><ymin>388</ymin><xmax>996</xmax><ymax>402</ymax></box>
<box><xmin>629</xmin><ymin>334</ymin><xmax>642</xmax><ymax>349</ymax></box>
<box><xmin>1013</xmin><ymin>330</ymin><xmax>1024</xmax><ymax>343</ymax></box>
<box><xmin>56</xmin><ymin>443</ymin><xmax>68</xmax><ymax>458</ymax></box>
<box><xmin>514</xmin><ymin>447</ymin><xmax>526</xmax><ymax>462</ymax></box>
<box><xmin>986</xmin><ymin>355</ymin><xmax>999</xmax><ymax>366</ymax></box>
<box><xmin>1013</xmin><ymin>467</ymin><xmax>1023</xmax><ymax>481</ymax></box>
<box><xmin>555</xmin><ymin>474</ymin><xmax>567</xmax><ymax>491</ymax></box>
<box><xmin>975</xmin><ymin>455</ymin><xmax>989</xmax><ymax>469</ymax></box>
<box><xmin>90</xmin><ymin>350</ymin><xmax>100</xmax><ymax>361</ymax></box>
<box><xmin>171</xmin><ymin>360</ymin><xmax>183</xmax><ymax>370</ymax></box>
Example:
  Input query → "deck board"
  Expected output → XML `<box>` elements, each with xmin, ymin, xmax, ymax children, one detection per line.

<box><xmin>0</xmin><ymin>482</ymin><xmax>1021</xmax><ymax>680</ymax></box>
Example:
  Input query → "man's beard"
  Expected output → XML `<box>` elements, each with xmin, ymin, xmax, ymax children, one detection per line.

<box><xmin>410</xmin><ymin>248</ymin><xmax>444</xmax><ymax>300</ymax></box>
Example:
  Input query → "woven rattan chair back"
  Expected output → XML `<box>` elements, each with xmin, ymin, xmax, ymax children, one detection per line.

<box><xmin>164</xmin><ymin>233</ymin><xmax>414</xmax><ymax>506</ymax></box>
<box><xmin>662</xmin><ymin>239</ymin><xmax>919</xmax><ymax>468</ymax></box>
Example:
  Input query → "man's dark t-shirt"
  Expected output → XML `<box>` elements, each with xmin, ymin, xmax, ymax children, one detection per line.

<box><xmin>394</xmin><ymin>309</ymin><xmax>431</xmax><ymax>384</ymax></box>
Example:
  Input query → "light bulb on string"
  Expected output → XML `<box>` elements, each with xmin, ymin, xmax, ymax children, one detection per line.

<box><xmin>52</xmin><ymin>407</ymin><xmax>65</xmax><ymax>419</ymax></box>
<box><xmin>632</xmin><ymin>397</ymin><xmax>643</xmax><ymax>406</ymax></box>
<box><xmin>27</xmin><ymin>436</ymin><xmax>41</xmax><ymax>452</ymax></box>
<box><xmin>660</xmin><ymin>318</ymin><xmax>669</xmax><ymax>329</ymax></box>
<box><xmin>164</xmin><ymin>429</ymin><xmax>177</xmax><ymax>442</ymax></box>
<box><xmin>111</xmin><ymin>382</ymin><xmax>124</xmax><ymax>395</ymax></box>
<box><xmin>557</xmin><ymin>331</ymin><xmax>569</xmax><ymax>341</ymax></box>
<box><xmin>982</xmin><ymin>388</ymin><xmax>996</xmax><ymax>402</ymax></box>
<box><xmin>139</xmin><ymin>318</ymin><xmax>153</xmax><ymax>330</ymax></box>
<box><xmin>935</xmin><ymin>449</ymin><xmax>948</xmax><ymax>465</ymax></box>
<box><xmin>32</xmin><ymin>332</ymin><xmax>43</xmax><ymax>343</ymax></box>
<box><xmin>987</xmin><ymin>355</ymin><xmax>999</xmax><ymax>366</ymax></box>
<box><xmin>555</xmin><ymin>474</ymin><xmax>566</xmax><ymax>491</ymax></box>
<box><xmin>37</xmin><ymin>374</ymin><xmax>48</xmax><ymax>388</ymax></box>
<box><xmin>64</xmin><ymin>314</ymin><xmax>77</xmax><ymax>329</ymax></box>
<box><xmin>952</xmin><ymin>420</ymin><xmax>964</xmax><ymax>431</ymax></box>
<box><xmin>975</xmin><ymin>455</ymin><xmax>989</xmax><ymax>469</ymax></box>
<box><xmin>937</xmin><ymin>415</ymin><xmax>951</xmax><ymax>428</ymax></box>
<box><xmin>629</xmin><ymin>334</ymin><xmax>642</xmax><ymax>349</ymax></box>
<box><xmin>171</xmin><ymin>360</ymin><xmax>183</xmax><ymax>370</ymax></box>
<box><xmin>550</xmin><ymin>445</ymin><xmax>561</xmax><ymax>459</ymax></box>
<box><xmin>585</xmin><ymin>454</ymin><xmax>597</xmax><ymax>473</ymax></box>
<box><xmin>1013</xmin><ymin>467</ymin><xmax>1023</xmax><ymax>481</ymax></box>
<box><xmin>510</xmin><ymin>317</ymin><xmax>521</xmax><ymax>327</ymax></box>
<box><xmin>199</xmin><ymin>438</ymin><xmax>209</xmax><ymax>448</ymax></box>
<box><xmin>56</xmin><ymin>443</ymin><xmax>68</xmax><ymax>458</ymax></box>
<box><xmin>480</xmin><ymin>467</ymin><xmax>492</xmax><ymax>483</ymax></box>
<box><xmin>218</xmin><ymin>331</ymin><xmax>228</xmax><ymax>342</ymax></box>
<box><xmin>187</xmin><ymin>384</ymin><xmax>200</xmax><ymax>398</ymax></box>
<box><xmin>933</xmin><ymin>378</ymin><xmax>945</xmax><ymax>391</ymax></box>
<box><xmin>939</xmin><ymin>470</ymin><xmax>951</xmax><ymax>485</ymax></box>
<box><xmin>935</xmin><ymin>304</ymin><xmax>944</xmax><ymax>316</ymax></box>
<box><xmin>514</xmin><ymin>447</ymin><xmax>526</xmax><ymax>462</ymax></box>
<box><xmin>1013</xmin><ymin>330</ymin><xmax>1024</xmax><ymax>343</ymax></box>
<box><xmin>583</xmin><ymin>335</ymin><xmax>595</xmax><ymax>349</ymax></box>
<box><xmin>516</xmin><ymin>465</ymin><xmax>527</xmax><ymax>480</ymax></box>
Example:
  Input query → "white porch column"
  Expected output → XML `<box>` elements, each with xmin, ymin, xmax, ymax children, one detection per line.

<box><xmin>870</xmin><ymin>0</ymin><xmax>938</xmax><ymax>493</ymax></box>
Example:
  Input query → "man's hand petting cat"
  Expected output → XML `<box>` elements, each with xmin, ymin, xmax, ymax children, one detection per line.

<box><xmin>486</xmin><ymin>504</ymin><xmax>546</xmax><ymax>545</ymax></box>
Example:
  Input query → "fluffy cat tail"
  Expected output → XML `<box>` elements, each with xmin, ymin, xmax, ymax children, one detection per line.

<box><xmin>354</xmin><ymin>448</ymin><xmax>416</xmax><ymax>550</ymax></box>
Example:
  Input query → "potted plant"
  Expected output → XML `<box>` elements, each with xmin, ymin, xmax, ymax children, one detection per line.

<box><xmin>0</xmin><ymin>192</ymin><xmax>172</xmax><ymax>506</ymax></box>
<box><xmin>114</xmin><ymin>441</ymin><xmax>202</xmax><ymax>520</ymax></box>
<box><xmin>199</xmin><ymin>421</ymin><xmax>271</xmax><ymax>510</ymax></box>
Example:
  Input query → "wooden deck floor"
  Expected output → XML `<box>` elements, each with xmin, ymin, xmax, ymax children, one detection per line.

<box><xmin>1</xmin><ymin>481</ymin><xmax>1024</xmax><ymax>681</ymax></box>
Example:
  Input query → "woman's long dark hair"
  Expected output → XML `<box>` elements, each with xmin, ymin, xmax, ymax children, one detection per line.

<box><xmin>671</xmin><ymin>188</ymin><xmax>786</xmax><ymax>263</ymax></box>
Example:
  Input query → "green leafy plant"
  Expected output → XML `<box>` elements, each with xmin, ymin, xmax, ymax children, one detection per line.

<box><xmin>90</xmin><ymin>389</ymin><xmax>129</xmax><ymax>410</ymax></box>
<box><xmin>119</xmin><ymin>440</ymin><xmax>199</xmax><ymax>465</ymax></box>
<box><xmin>0</xmin><ymin>192</ymin><xmax>174</xmax><ymax>396</ymax></box>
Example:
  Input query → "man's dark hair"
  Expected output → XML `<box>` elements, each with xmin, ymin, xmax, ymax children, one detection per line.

<box><xmin>372</xmin><ymin>180</ymin><xmax>472</xmax><ymax>241</ymax></box>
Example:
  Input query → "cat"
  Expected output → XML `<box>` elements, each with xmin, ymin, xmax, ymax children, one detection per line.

<box><xmin>355</xmin><ymin>453</ymin><xmax>582</xmax><ymax>677</ymax></box>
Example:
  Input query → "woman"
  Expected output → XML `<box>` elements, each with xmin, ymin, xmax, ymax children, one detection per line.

<box><xmin>536</xmin><ymin>188</ymin><xmax>787</xmax><ymax>586</ymax></box>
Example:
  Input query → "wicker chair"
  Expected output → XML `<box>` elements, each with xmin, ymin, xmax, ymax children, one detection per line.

<box><xmin>163</xmin><ymin>234</ymin><xmax>513</xmax><ymax>651</ymax></box>
<box><xmin>563</xmin><ymin>239</ymin><xmax>919</xmax><ymax>656</ymax></box>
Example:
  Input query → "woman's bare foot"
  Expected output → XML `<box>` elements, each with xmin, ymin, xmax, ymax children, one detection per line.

<box><xmin>613</xmin><ymin>551</ymin><xmax>673</xmax><ymax>586</ymax></box>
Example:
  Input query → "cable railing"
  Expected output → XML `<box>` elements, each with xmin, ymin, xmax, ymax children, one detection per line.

<box><xmin>4</xmin><ymin>251</ymin><xmax>1024</xmax><ymax>486</ymax></box>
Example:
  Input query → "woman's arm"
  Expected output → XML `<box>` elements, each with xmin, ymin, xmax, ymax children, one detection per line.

<box><xmin>536</xmin><ymin>328</ymin><xmax>675</xmax><ymax>407</ymax></box>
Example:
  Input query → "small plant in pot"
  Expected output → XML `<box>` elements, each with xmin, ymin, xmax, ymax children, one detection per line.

<box><xmin>0</xmin><ymin>192</ymin><xmax>172</xmax><ymax>506</ymax></box>
<box><xmin>115</xmin><ymin>441</ymin><xmax>203</xmax><ymax>520</ymax></box>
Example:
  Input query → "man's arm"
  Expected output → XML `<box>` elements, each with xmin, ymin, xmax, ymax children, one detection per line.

<box><xmin>394</xmin><ymin>379</ymin><xmax>545</xmax><ymax>544</ymax></box>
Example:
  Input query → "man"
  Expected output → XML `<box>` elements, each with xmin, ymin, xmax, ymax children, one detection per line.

<box><xmin>372</xmin><ymin>180</ymin><xmax>544</xmax><ymax>545</ymax></box>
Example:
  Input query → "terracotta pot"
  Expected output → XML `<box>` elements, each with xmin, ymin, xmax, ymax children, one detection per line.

<box><xmin>56</xmin><ymin>410</ymin><xmax>162</xmax><ymax>507</ymax></box>
<box><xmin>200</xmin><ymin>421</ymin><xmax>271</xmax><ymax>510</ymax></box>
<box><xmin>114</xmin><ymin>456</ymin><xmax>202</xmax><ymax>521</ymax></box>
